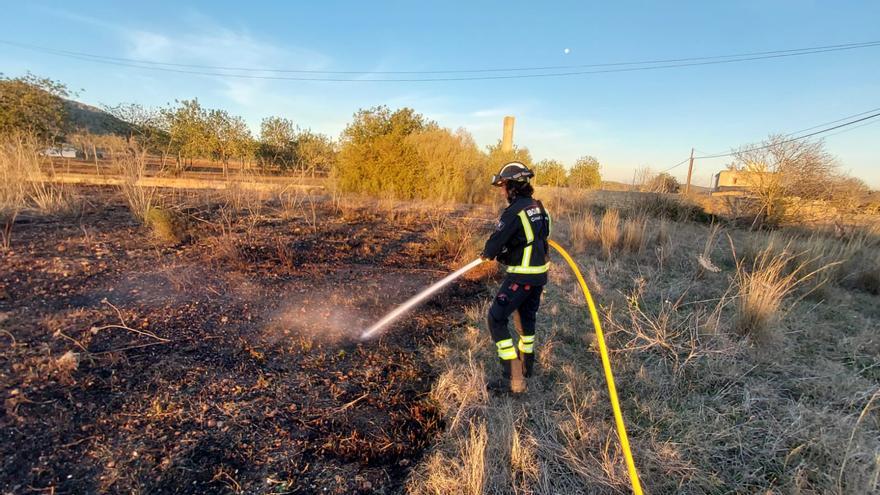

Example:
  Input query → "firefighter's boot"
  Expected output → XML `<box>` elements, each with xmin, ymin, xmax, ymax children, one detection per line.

<box><xmin>522</xmin><ymin>351</ymin><xmax>536</xmax><ymax>378</ymax></box>
<box><xmin>487</xmin><ymin>358</ymin><xmax>526</xmax><ymax>395</ymax></box>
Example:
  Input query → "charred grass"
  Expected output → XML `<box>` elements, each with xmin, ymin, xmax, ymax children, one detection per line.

<box><xmin>0</xmin><ymin>187</ymin><xmax>488</xmax><ymax>494</ymax></box>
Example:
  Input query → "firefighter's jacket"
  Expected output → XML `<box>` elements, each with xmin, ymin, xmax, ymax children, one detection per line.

<box><xmin>482</xmin><ymin>196</ymin><xmax>551</xmax><ymax>285</ymax></box>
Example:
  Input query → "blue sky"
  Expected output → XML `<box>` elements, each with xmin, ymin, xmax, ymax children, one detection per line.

<box><xmin>2</xmin><ymin>1</ymin><xmax>878</xmax><ymax>187</ymax></box>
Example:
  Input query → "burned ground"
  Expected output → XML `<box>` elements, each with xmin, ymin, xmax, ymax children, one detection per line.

<box><xmin>0</xmin><ymin>189</ymin><xmax>486</xmax><ymax>494</ymax></box>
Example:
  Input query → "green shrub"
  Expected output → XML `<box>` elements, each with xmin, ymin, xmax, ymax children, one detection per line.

<box><xmin>533</xmin><ymin>159</ymin><xmax>568</xmax><ymax>187</ymax></box>
<box><xmin>336</xmin><ymin>106</ymin><xmax>503</xmax><ymax>203</ymax></box>
<box><xmin>568</xmin><ymin>155</ymin><xmax>601</xmax><ymax>189</ymax></box>
<box><xmin>335</xmin><ymin>106</ymin><xmax>428</xmax><ymax>199</ymax></box>
<box><xmin>145</xmin><ymin>207</ymin><xmax>186</xmax><ymax>245</ymax></box>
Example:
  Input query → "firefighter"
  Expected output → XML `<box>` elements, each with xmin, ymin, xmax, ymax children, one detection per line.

<box><xmin>481</xmin><ymin>161</ymin><xmax>551</xmax><ymax>394</ymax></box>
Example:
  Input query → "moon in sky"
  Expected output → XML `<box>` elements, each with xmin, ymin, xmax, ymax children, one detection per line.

<box><xmin>563</xmin><ymin>48</ymin><xmax>571</xmax><ymax>54</ymax></box>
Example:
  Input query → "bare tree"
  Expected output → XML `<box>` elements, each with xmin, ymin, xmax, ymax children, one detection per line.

<box><xmin>632</xmin><ymin>166</ymin><xmax>653</xmax><ymax>191</ymax></box>
<box><xmin>731</xmin><ymin>135</ymin><xmax>838</xmax><ymax>223</ymax></box>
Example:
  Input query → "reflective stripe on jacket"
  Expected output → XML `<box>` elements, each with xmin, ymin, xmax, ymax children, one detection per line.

<box><xmin>482</xmin><ymin>196</ymin><xmax>551</xmax><ymax>284</ymax></box>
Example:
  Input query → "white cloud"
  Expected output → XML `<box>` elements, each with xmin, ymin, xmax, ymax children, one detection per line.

<box><xmin>121</xmin><ymin>23</ymin><xmax>333</xmax><ymax>107</ymax></box>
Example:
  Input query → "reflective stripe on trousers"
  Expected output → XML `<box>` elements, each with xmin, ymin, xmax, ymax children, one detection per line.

<box><xmin>517</xmin><ymin>334</ymin><xmax>535</xmax><ymax>353</ymax></box>
<box><xmin>495</xmin><ymin>338</ymin><xmax>518</xmax><ymax>360</ymax></box>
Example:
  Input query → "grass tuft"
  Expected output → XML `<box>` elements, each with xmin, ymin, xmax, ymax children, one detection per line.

<box><xmin>568</xmin><ymin>210</ymin><xmax>598</xmax><ymax>254</ymax></box>
<box><xmin>145</xmin><ymin>207</ymin><xmax>187</xmax><ymax>245</ymax></box>
<box><xmin>622</xmin><ymin>215</ymin><xmax>647</xmax><ymax>254</ymax></box>
<box><xmin>599</xmin><ymin>208</ymin><xmax>620</xmax><ymax>258</ymax></box>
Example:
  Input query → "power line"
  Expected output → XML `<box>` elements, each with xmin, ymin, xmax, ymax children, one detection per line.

<box><xmin>2</xmin><ymin>39</ymin><xmax>878</xmax><ymax>75</ymax></box>
<box><xmin>693</xmin><ymin>106</ymin><xmax>880</xmax><ymax>159</ymax></box>
<box><xmin>660</xmin><ymin>157</ymin><xmax>691</xmax><ymax>172</ymax></box>
<box><xmin>2</xmin><ymin>39</ymin><xmax>879</xmax><ymax>82</ymax></box>
<box><xmin>781</xmin><ymin>106</ymin><xmax>880</xmax><ymax>136</ymax></box>
<box><xmin>694</xmin><ymin>111</ymin><xmax>880</xmax><ymax>159</ymax></box>
<box><xmin>660</xmin><ymin>107</ymin><xmax>880</xmax><ymax>172</ymax></box>
<box><xmin>821</xmin><ymin>116</ymin><xmax>880</xmax><ymax>138</ymax></box>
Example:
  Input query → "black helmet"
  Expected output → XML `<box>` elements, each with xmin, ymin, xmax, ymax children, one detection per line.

<box><xmin>491</xmin><ymin>161</ymin><xmax>534</xmax><ymax>187</ymax></box>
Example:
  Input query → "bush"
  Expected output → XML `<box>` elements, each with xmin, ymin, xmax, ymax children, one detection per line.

<box><xmin>145</xmin><ymin>207</ymin><xmax>187</xmax><ymax>245</ymax></box>
<box><xmin>532</xmin><ymin>159</ymin><xmax>567</xmax><ymax>187</ymax></box>
<box><xmin>406</xmin><ymin>128</ymin><xmax>490</xmax><ymax>203</ymax></box>
<box><xmin>485</xmin><ymin>141</ymin><xmax>532</xmax><ymax>175</ymax></box>
<box><xmin>335</xmin><ymin>106</ymin><xmax>428</xmax><ymax>199</ymax></box>
<box><xmin>336</xmin><ymin>106</ymin><xmax>504</xmax><ymax>203</ymax></box>
<box><xmin>645</xmin><ymin>172</ymin><xmax>680</xmax><ymax>193</ymax></box>
<box><xmin>568</xmin><ymin>155</ymin><xmax>601</xmax><ymax>189</ymax></box>
<box><xmin>629</xmin><ymin>192</ymin><xmax>711</xmax><ymax>222</ymax></box>
<box><xmin>0</xmin><ymin>73</ymin><xmax>70</xmax><ymax>140</ymax></box>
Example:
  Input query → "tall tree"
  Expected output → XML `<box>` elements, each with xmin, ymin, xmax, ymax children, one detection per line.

<box><xmin>207</xmin><ymin>109</ymin><xmax>254</xmax><ymax>174</ymax></box>
<box><xmin>293</xmin><ymin>130</ymin><xmax>336</xmax><ymax>177</ymax></box>
<box><xmin>102</xmin><ymin>102</ymin><xmax>171</xmax><ymax>165</ymax></box>
<box><xmin>259</xmin><ymin>116</ymin><xmax>297</xmax><ymax>170</ymax></box>
<box><xmin>0</xmin><ymin>73</ymin><xmax>70</xmax><ymax>141</ymax></box>
<box><xmin>161</xmin><ymin>99</ymin><xmax>213</xmax><ymax>171</ymax></box>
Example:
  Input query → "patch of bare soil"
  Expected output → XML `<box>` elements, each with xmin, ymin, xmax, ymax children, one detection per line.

<box><xmin>0</xmin><ymin>189</ymin><xmax>484</xmax><ymax>494</ymax></box>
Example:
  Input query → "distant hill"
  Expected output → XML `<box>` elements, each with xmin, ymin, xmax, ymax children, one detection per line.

<box><xmin>64</xmin><ymin>99</ymin><xmax>133</xmax><ymax>136</ymax></box>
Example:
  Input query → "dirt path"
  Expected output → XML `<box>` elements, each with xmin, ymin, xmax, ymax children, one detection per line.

<box><xmin>0</xmin><ymin>191</ymin><xmax>485</xmax><ymax>494</ymax></box>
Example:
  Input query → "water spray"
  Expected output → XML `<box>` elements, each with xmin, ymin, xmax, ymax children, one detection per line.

<box><xmin>359</xmin><ymin>258</ymin><xmax>484</xmax><ymax>341</ymax></box>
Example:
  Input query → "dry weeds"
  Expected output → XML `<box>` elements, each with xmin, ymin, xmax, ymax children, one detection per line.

<box><xmin>114</xmin><ymin>148</ymin><xmax>156</xmax><ymax>222</ymax></box>
<box><xmin>599</xmin><ymin>209</ymin><xmax>621</xmax><ymax>259</ymax></box>
<box><xmin>0</xmin><ymin>134</ymin><xmax>77</xmax><ymax>246</ymax></box>
<box><xmin>569</xmin><ymin>211</ymin><xmax>599</xmax><ymax>254</ymax></box>
<box><xmin>412</xmin><ymin>190</ymin><xmax>880</xmax><ymax>494</ymax></box>
<box><xmin>622</xmin><ymin>215</ymin><xmax>647</xmax><ymax>255</ymax></box>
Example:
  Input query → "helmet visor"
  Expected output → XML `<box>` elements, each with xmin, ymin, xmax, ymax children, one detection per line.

<box><xmin>490</xmin><ymin>174</ymin><xmax>504</xmax><ymax>186</ymax></box>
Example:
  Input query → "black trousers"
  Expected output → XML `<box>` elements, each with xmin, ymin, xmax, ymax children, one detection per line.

<box><xmin>488</xmin><ymin>277</ymin><xmax>543</xmax><ymax>378</ymax></box>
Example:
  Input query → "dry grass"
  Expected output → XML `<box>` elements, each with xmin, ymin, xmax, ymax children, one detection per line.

<box><xmin>732</xmin><ymin>241</ymin><xmax>829</xmax><ymax>341</ymax></box>
<box><xmin>410</xmin><ymin>419</ymin><xmax>488</xmax><ymax>495</ymax></box>
<box><xmin>742</xmin><ymin>227</ymin><xmax>880</xmax><ymax>295</ymax></box>
<box><xmin>426</xmin><ymin>212</ymin><xmax>481</xmax><ymax>264</ymax></box>
<box><xmin>275</xmin><ymin>186</ymin><xmax>319</xmax><ymax>232</ymax></box>
<box><xmin>50</xmin><ymin>350</ymin><xmax>80</xmax><ymax>385</ymax></box>
<box><xmin>599</xmin><ymin>208</ymin><xmax>620</xmax><ymax>258</ymax></box>
<box><xmin>621</xmin><ymin>214</ymin><xmax>647</xmax><ymax>255</ymax></box>
<box><xmin>114</xmin><ymin>148</ymin><xmax>156</xmax><ymax>222</ymax></box>
<box><xmin>0</xmin><ymin>134</ymin><xmax>78</xmax><ymax>247</ymax></box>
<box><xmin>568</xmin><ymin>210</ymin><xmax>598</xmax><ymax>254</ymax></box>
<box><xmin>412</xmin><ymin>188</ymin><xmax>880</xmax><ymax>494</ymax></box>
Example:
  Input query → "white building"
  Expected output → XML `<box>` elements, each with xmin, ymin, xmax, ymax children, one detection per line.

<box><xmin>40</xmin><ymin>145</ymin><xmax>77</xmax><ymax>158</ymax></box>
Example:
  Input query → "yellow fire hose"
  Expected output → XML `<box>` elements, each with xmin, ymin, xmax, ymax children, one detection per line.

<box><xmin>548</xmin><ymin>239</ymin><xmax>644</xmax><ymax>495</ymax></box>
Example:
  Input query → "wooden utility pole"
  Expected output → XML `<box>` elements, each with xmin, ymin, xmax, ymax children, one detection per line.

<box><xmin>502</xmin><ymin>116</ymin><xmax>515</xmax><ymax>152</ymax></box>
<box><xmin>684</xmin><ymin>147</ymin><xmax>695</xmax><ymax>195</ymax></box>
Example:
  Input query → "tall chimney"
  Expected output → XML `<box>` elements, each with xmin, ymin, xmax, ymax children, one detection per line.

<box><xmin>501</xmin><ymin>116</ymin><xmax>515</xmax><ymax>152</ymax></box>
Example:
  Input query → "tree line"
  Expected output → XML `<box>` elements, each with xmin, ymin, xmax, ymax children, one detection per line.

<box><xmin>0</xmin><ymin>73</ymin><xmax>337</xmax><ymax>177</ymax></box>
<box><xmin>1</xmin><ymin>73</ymin><xmax>610</xmax><ymax>202</ymax></box>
